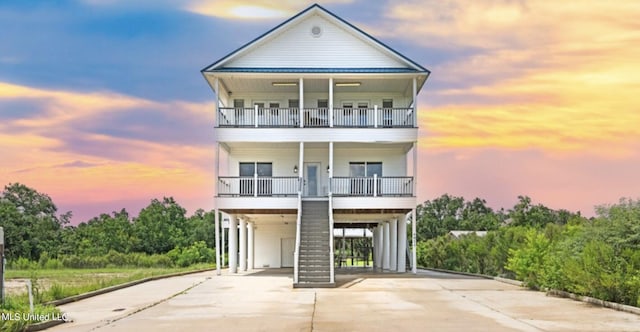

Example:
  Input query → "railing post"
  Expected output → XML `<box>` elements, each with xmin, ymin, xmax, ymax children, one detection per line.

<box><xmin>329</xmin><ymin>77</ymin><xmax>334</xmax><ymax>128</ymax></box>
<box><xmin>254</xmin><ymin>173</ymin><xmax>258</xmax><ymax>197</ymax></box>
<box><xmin>254</xmin><ymin>105</ymin><xmax>259</xmax><ymax>128</ymax></box>
<box><xmin>299</xmin><ymin>78</ymin><xmax>304</xmax><ymax>128</ymax></box>
<box><xmin>373</xmin><ymin>174</ymin><xmax>378</xmax><ymax>197</ymax></box>
<box><xmin>374</xmin><ymin>105</ymin><xmax>378</xmax><ymax>128</ymax></box>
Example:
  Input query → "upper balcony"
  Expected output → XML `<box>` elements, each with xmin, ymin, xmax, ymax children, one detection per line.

<box><xmin>216</xmin><ymin>107</ymin><xmax>415</xmax><ymax>128</ymax></box>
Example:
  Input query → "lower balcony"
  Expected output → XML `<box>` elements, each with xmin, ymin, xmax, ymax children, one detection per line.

<box><xmin>330</xmin><ymin>176</ymin><xmax>413</xmax><ymax>197</ymax></box>
<box><xmin>217</xmin><ymin>176</ymin><xmax>413</xmax><ymax>197</ymax></box>
<box><xmin>218</xmin><ymin>176</ymin><xmax>299</xmax><ymax>197</ymax></box>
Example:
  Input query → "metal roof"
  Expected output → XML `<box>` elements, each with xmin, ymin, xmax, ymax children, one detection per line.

<box><xmin>209</xmin><ymin>67</ymin><xmax>421</xmax><ymax>73</ymax></box>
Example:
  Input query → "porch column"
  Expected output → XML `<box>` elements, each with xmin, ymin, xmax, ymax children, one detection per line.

<box><xmin>214</xmin><ymin>209</ymin><xmax>221</xmax><ymax>276</ymax></box>
<box><xmin>299</xmin><ymin>78</ymin><xmax>304</xmax><ymax>127</ymax></box>
<box><xmin>390</xmin><ymin>219</ymin><xmax>398</xmax><ymax>271</ymax></box>
<box><xmin>239</xmin><ymin>218</ymin><xmax>247</xmax><ymax>271</ymax></box>
<box><xmin>412</xmin><ymin>208</ymin><xmax>418</xmax><ymax>274</ymax></box>
<box><xmin>412</xmin><ymin>76</ymin><xmax>417</xmax><ymax>127</ymax></box>
<box><xmin>413</xmin><ymin>142</ymin><xmax>418</xmax><ymax>198</ymax></box>
<box><xmin>221</xmin><ymin>217</ymin><xmax>226</xmax><ymax>267</ymax></box>
<box><xmin>248</xmin><ymin>222</ymin><xmax>254</xmax><ymax>270</ymax></box>
<box><xmin>214</xmin><ymin>77</ymin><xmax>219</xmax><ymax>126</ymax></box>
<box><xmin>377</xmin><ymin>224</ymin><xmax>384</xmax><ymax>271</ymax></box>
<box><xmin>329</xmin><ymin>77</ymin><xmax>333</xmax><ymax>127</ymax></box>
<box><xmin>215</xmin><ymin>142</ymin><xmax>220</xmax><ymax>202</ymax></box>
<box><xmin>397</xmin><ymin>216</ymin><xmax>407</xmax><ymax>273</ymax></box>
<box><xmin>371</xmin><ymin>227</ymin><xmax>378</xmax><ymax>268</ymax></box>
<box><xmin>328</xmin><ymin>142</ymin><xmax>334</xmax><ymax>192</ymax></box>
<box><xmin>299</xmin><ymin>142</ymin><xmax>304</xmax><ymax>193</ymax></box>
<box><xmin>383</xmin><ymin>222</ymin><xmax>390</xmax><ymax>270</ymax></box>
<box><xmin>229</xmin><ymin>215</ymin><xmax>238</xmax><ymax>273</ymax></box>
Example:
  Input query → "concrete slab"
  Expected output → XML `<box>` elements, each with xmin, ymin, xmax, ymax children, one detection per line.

<box><xmin>49</xmin><ymin>269</ymin><xmax>640</xmax><ymax>332</ymax></box>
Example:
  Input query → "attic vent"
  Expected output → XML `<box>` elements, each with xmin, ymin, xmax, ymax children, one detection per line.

<box><xmin>311</xmin><ymin>25</ymin><xmax>322</xmax><ymax>38</ymax></box>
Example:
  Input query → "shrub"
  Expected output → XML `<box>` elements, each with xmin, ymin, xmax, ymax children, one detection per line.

<box><xmin>10</xmin><ymin>257</ymin><xmax>37</xmax><ymax>270</ymax></box>
<box><xmin>168</xmin><ymin>241</ymin><xmax>215</xmax><ymax>267</ymax></box>
<box><xmin>506</xmin><ymin>229</ymin><xmax>551</xmax><ymax>289</ymax></box>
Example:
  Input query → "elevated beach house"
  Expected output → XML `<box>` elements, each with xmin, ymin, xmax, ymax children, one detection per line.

<box><xmin>202</xmin><ymin>4</ymin><xmax>429</xmax><ymax>287</ymax></box>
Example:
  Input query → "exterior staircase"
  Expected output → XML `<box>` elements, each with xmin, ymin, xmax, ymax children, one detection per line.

<box><xmin>294</xmin><ymin>200</ymin><xmax>335</xmax><ymax>288</ymax></box>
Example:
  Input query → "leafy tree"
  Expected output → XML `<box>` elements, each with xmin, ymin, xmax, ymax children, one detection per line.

<box><xmin>508</xmin><ymin>195</ymin><xmax>580</xmax><ymax>228</ymax></box>
<box><xmin>185</xmin><ymin>209</ymin><xmax>215</xmax><ymax>248</ymax></box>
<box><xmin>132</xmin><ymin>197</ymin><xmax>188</xmax><ymax>254</ymax></box>
<box><xmin>506</xmin><ymin>229</ymin><xmax>552</xmax><ymax>288</ymax></box>
<box><xmin>0</xmin><ymin>183</ymin><xmax>68</xmax><ymax>260</ymax></box>
<box><xmin>416</xmin><ymin>194</ymin><xmax>501</xmax><ymax>241</ymax></box>
<box><xmin>66</xmin><ymin>209</ymin><xmax>134</xmax><ymax>256</ymax></box>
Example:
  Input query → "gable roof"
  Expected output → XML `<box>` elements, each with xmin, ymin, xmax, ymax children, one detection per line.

<box><xmin>201</xmin><ymin>4</ymin><xmax>430</xmax><ymax>74</ymax></box>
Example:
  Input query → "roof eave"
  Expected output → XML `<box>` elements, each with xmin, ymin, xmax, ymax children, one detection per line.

<box><xmin>201</xmin><ymin>4</ymin><xmax>323</xmax><ymax>73</ymax></box>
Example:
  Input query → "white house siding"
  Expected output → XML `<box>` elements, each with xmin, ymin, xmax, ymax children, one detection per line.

<box><xmin>223</xmin><ymin>145</ymin><xmax>408</xmax><ymax>178</ymax></box>
<box><xmin>227</xmin><ymin>147</ymin><xmax>299</xmax><ymax>177</ymax></box>
<box><xmin>225</xmin><ymin>92</ymin><xmax>412</xmax><ymax>110</ymax></box>
<box><xmin>333</xmin><ymin>147</ymin><xmax>407</xmax><ymax>177</ymax></box>
<box><xmin>226</xmin><ymin>14</ymin><xmax>407</xmax><ymax>69</ymax></box>
<box><xmin>254</xmin><ymin>223</ymin><xmax>296</xmax><ymax>268</ymax></box>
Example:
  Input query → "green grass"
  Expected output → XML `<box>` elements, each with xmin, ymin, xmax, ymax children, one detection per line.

<box><xmin>1</xmin><ymin>264</ymin><xmax>213</xmax><ymax>332</ymax></box>
<box><xmin>5</xmin><ymin>264</ymin><xmax>212</xmax><ymax>302</ymax></box>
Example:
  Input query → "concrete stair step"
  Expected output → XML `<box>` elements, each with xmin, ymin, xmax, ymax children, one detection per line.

<box><xmin>300</xmin><ymin>265</ymin><xmax>330</xmax><ymax>270</ymax></box>
<box><xmin>299</xmin><ymin>256</ymin><xmax>329</xmax><ymax>260</ymax></box>
<box><xmin>293</xmin><ymin>282</ymin><xmax>335</xmax><ymax>288</ymax></box>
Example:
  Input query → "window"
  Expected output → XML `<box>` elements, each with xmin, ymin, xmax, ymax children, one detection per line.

<box><xmin>239</xmin><ymin>162</ymin><xmax>273</xmax><ymax>196</ymax></box>
<box><xmin>254</xmin><ymin>102</ymin><xmax>280</xmax><ymax>125</ymax></box>
<box><xmin>349</xmin><ymin>162</ymin><xmax>382</xmax><ymax>195</ymax></box>
<box><xmin>317</xmin><ymin>99</ymin><xmax>328</xmax><ymax>108</ymax></box>
<box><xmin>254</xmin><ymin>102</ymin><xmax>265</xmax><ymax>116</ymax></box>
<box><xmin>288</xmin><ymin>100</ymin><xmax>299</xmax><ymax>126</ymax></box>
<box><xmin>382</xmin><ymin>99</ymin><xmax>393</xmax><ymax>127</ymax></box>
<box><xmin>358</xmin><ymin>102</ymin><xmax>369</xmax><ymax>127</ymax></box>
<box><xmin>349</xmin><ymin>162</ymin><xmax>382</xmax><ymax>177</ymax></box>
<box><xmin>234</xmin><ymin>99</ymin><xmax>245</xmax><ymax>126</ymax></box>
<box><xmin>269</xmin><ymin>102</ymin><xmax>280</xmax><ymax>116</ymax></box>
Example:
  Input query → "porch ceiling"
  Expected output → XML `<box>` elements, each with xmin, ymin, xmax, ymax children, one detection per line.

<box><xmin>333</xmin><ymin>211</ymin><xmax>410</xmax><ymax>221</ymax></box>
<box><xmin>223</xmin><ymin>212</ymin><xmax>297</xmax><ymax>224</ymax></box>
<box><xmin>219</xmin><ymin>76</ymin><xmax>413</xmax><ymax>94</ymax></box>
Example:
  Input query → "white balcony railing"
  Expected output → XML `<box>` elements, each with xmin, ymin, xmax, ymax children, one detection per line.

<box><xmin>218</xmin><ymin>176</ymin><xmax>299</xmax><ymax>197</ymax></box>
<box><xmin>330</xmin><ymin>176</ymin><xmax>414</xmax><ymax>197</ymax></box>
<box><xmin>216</xmin><ymin>107</ymin><xmax>414</xmax><ymax>128</ymax></box>
<box><xmin>217</xmin><ymin>176</ymin><xmax>413</xmax><ymax>197</ymax></box>
<box><xmin>217</xmin><ymin>107</ymin><xmax>300</xmax><ymax>127</ymax></box>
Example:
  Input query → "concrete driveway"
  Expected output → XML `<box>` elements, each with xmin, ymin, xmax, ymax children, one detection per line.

<box><xmin>50</xmin><ymin>269</ymin><xmax>640</xmax><ymax>332</ymax></box>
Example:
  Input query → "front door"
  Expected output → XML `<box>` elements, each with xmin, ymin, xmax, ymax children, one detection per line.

<box><xmin>304</xmin><ymin>162</ymin><xmax>320</xmax><ymax>196</ymax></box>
<box><xmin>281</xmin><ymin>238</ymin><xmax>295</xmax><ymax>267</ymax></box>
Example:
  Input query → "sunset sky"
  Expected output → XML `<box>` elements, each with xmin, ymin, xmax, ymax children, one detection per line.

<box><xmin>1</xmin><ymin>1</ymin><xmax>639</xmax><ymax>223</ymax></box>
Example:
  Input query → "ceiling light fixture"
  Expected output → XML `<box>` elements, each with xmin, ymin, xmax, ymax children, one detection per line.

<box><xmin>335</xmin><ymin>82</ymin><xmax>361</xmax><ymax>87</ymax></box>
<box><xmin>272</xmin><ymin>82</ymin><xmax>298</xmax><ymax>86</ymax></box>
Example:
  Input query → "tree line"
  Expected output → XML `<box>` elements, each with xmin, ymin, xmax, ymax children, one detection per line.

<box><xmin>415</xmin><ymin>193</ymin><xmax>640</xmax><ymax>308</ymax></box>
<box><xmin>0</xmin><ymin>183</ymin><xmax>215</xmax><ymax>267</ymax></box>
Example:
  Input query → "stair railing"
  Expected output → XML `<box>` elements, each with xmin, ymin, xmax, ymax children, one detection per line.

<box><xmin>328</xmin><ymin>194</ymin><xmax>335</xmax><ymax>283</ymax></box>
<box><xmin>294</xmin><ymin>188</ymin><xmax>302</xmax><ymax>284</ymax></box>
